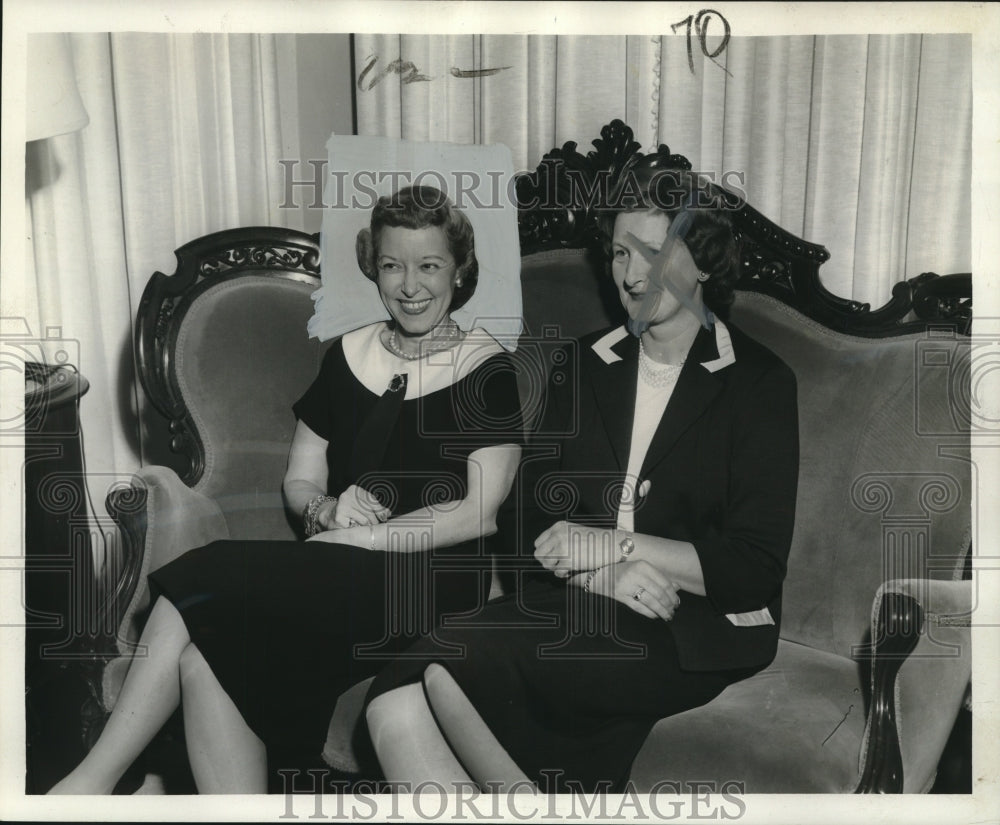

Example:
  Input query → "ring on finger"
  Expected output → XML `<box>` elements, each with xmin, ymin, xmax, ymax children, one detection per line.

<box><xmin>632</xmin><ymin>586</ymin><xmax>645</xmax><ymax>602</ymax></box>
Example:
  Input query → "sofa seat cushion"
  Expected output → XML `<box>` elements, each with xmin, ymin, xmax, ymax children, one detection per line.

<box><xmin>629</xmin><ymin>640</ymin><xmax>867</xmax><ymax>793</ymax></box>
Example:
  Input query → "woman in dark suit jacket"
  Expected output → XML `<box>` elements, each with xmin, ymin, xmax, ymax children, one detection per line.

<box><xmin>364</xmin><ymin>165</ymin><xmax>800</xmax><ymax>794</ymax></box>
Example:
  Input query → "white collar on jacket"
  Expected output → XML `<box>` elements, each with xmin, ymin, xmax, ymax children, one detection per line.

<box><xmin>591</xmin><ymin>319</ymin><xmax>736</xmax><ymax>373</ymax></box>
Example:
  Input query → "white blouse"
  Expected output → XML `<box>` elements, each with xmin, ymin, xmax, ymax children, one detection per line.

<box><xmin>616</xmin><ymin>341</ymin><xmax>684</xmax><ymax>532</ymax></box>
<box><xmin>609</xmin><ymin>325</ymin><xmax>776</xmax><ymax>628</ymax></box>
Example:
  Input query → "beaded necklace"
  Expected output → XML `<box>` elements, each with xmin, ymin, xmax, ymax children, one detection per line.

<box><xmin>638</xmin><ymin>339</ymin><xmax>685</xmax><ymax>388</ymax></box>
<box><xmin>384</xmin><ymin>324</ymin><xmax>462</xmax><ymax>361</ymax></box>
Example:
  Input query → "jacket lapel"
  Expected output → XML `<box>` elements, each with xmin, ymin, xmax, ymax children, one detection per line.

<box><xmin>639</xmin><ymin>322</ymin><xmax>729</xmax><ymax>477</ymax></box>
<box><xmin>587</xmin><ymin>328</ymin><xmax>639</xmax><ymax>470</ymax></box>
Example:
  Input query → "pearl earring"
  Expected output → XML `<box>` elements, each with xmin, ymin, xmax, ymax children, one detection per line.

<box><xmin>697</xmin><ymin>272</ymin><xmax>710</xmax><ymax>282</ymax></box>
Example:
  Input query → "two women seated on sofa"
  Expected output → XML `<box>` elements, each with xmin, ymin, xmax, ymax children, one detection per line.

<box><xmin>51</xmin><ymin>158</ymin><xmax>798</xmax><ymax>795</ymax></box>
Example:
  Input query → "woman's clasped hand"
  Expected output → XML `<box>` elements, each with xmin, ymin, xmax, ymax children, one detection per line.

<box><xmin>531</xmin><ymin>519</ymin><xmax>620</xmax><ymax>573</ymax></box>
<box><xmin>583</xmin><ymin>560</ymin><xmax>681</xmax><ymax>622</ymax></box>
<box><xmin>306</xmin><ymin>484</ymin><xmax>395</xmax><ymax>550</ymax></box>
<box><xmin>321</xmin><ymin>484</ymin><xmax>392</xmax><ymax>531</ymax></box>
<box><xmin>532</xmin><ymin>520</ymin><xmax>681</xmax><ymax>620</ymax></box>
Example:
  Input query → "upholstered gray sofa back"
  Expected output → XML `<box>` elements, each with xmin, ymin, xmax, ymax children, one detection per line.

<box><xmin>171</xmin><ymin>274</ymin><xmax>329</xmax><ymax>541</ymax></box>
<box><xmin>731</xmin><ymin>294</ymin><xmax>971</xmax><ymax>657</ymax></box>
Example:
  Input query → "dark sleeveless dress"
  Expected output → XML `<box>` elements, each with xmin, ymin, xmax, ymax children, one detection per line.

<box><xmin>147</xmin><ymin>339</ymin><xmax>523</xmax><ymax>766</ymax></box>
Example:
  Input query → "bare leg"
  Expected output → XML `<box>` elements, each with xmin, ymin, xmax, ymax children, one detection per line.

<box><xmin>178</xmin><ymin>644</ymin><xmax>267</xmax><ymax>793</ymax></box>
<box><xmin>366</xmin><ymin>683</ymin><xmax>472</xmax><ymax>787</ymax></box>
<box><xmin>422</xmin><ymin>663</ymin><xmax>531</xmax><ymax>792</ymax></box>
<box><xmin>48</xmin><ymin>597</ymin><xmax>189</xmax><ymax>794</ymax></box>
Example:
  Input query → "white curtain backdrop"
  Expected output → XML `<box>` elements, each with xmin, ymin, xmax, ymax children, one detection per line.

<box><xmin>355</xmin><ymin>34</ymin><xmax>972</xmax><ymax>309</ymax></box>
<box><xmin>25</xmin><ymin>33</ymin><xmax>302</xmax><ymax>554</ymax></box>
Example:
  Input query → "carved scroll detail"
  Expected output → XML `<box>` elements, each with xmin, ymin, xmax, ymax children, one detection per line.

<box><xmin>199</xmin><ymin>244</ymin><xmax>321</xmax><ymax>277</ymax></box>
<box><xmin>518</xmin><ymin>120</ymin><xmax>971</xmax><ymax>337</ymax></box>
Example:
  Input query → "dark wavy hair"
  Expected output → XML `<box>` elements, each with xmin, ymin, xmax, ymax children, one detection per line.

<box><xmin>596</xmin><ymin>164</ymin><xmax>740</xmax><ymax>320</ymax></box>
<box><xmin>355</xmin><ymin>185</ymin><xmax>478</xmax><ymax>311</ymax></box>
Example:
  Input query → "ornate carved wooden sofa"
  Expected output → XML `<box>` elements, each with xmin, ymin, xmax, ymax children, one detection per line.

<box><xmin>103</xmin><ymin>121</ymin><xmax>973</xmax><ymax>793</ymax></box>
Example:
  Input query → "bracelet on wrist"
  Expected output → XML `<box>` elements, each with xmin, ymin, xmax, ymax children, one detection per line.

<box><xmin>369</xmin><ymin>524</ymin><xmax>377</xmax><ymax>551</ymax></box>
<box><xmin>582</xmin><ymin>569</ymin><xmax>599</xmax><ymax>593</ymax></box>
<box><xmin>303</xmin><ymin>494</ymin><xmax>336</xmax><ymax>537</ymax></box>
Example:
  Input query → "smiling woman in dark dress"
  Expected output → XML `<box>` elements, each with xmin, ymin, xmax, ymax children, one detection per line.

<box><xmin>50</xmin><ymin>186</ymin><xmax>523</xmax><ymax>794</ymax></box>
<box><xmin>365</xmin><ymin>166</ymin><xmax>800</xmax><ymax>794</ymax></box>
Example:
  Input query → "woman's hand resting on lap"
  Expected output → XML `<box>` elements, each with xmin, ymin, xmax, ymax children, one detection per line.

<box><xmin>306</xmin><ymin>484</ymin><xmax>391</xmax><ymax>544</ymax></box>
<box><xmin>584</xmin><ymin>561</ymin><xmax>681</xmax><ymax>622</ymax></box>
<box><xmin>534</xmin><ymin>520</ymin><xmax>681</xmax><ymax>620</ymax></box>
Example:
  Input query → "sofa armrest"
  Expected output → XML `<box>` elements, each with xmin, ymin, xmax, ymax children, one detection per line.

<box><xmin>105</xmin><ymin>465</ymin><xmax>229</xmax><ymax>657</ymax></box>
<box><xmin>855</xmin><ymin>578</ymin><xmax>971</xmax><ymax>793</ymax></box>
<box><xmin>102</xmin><ymin>466</ymin><xmax>230</xmax><ymax>711</ymax></box>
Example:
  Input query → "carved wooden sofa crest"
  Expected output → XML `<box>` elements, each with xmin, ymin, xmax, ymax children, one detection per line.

<box><xmin>104</xmin><ymin>121</ymin><xmax>972</xmax><ymax>793</ymax></box>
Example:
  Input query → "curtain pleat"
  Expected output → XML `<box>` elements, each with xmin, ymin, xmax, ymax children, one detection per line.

<box><xmin>27</xmin><ymin>35</ymin><xmax>133</xmax><ymax>490</ymax></box>
<box><xmin>354</xmin><ymin>33</ymin><xmax>971</xmax><ymax>310</ymax></box>
<box><xmin>480</xmin><ymin>35</ymin><xmax>545</xmax><ymax>170</ymax></box>
<box><xmin>524</xmin><ymin>37</ymin><xmax>558</xmax><ymax>171</ymax></box>
<box><xmin>110</xmin><ymin>32</ymin><xmax>298</xmax><ymax>286</ymax></box>
<box><xmin>803</xmin><ymin>36</ymin><xmax>869</xmax><ymax>300</ymax></box>
<box><xmin>355</xmin><ymin>34</ymin><xmax>402</xmax><ymax>138</ymax></box>
<box><xmin>624</xmin><ymin>36</ymin><xmax>660</xmax><ymax>151</ymax></box>
<box><xmin>852</xmin><ymin>35</ymin><xmax>922</xmax><ymax>306</ymax></box>
<box><xmin>553</xmin><ymin>37</ymin><xmax>629</xmax><ymax>149</ymax></box>
<box><xmin>403</xmin><ymin>35</ymin><xmax>476</xmax><ymax>143</ymax></box>
<box><xmin>657</xmin><ymin>37</ymin><xmax>710</xmax><ymax>165</ymax></box>
<box><xmin>906</xmin><ymin>34</ymin><xmax>973</xmax><ymax>282</ymax></box>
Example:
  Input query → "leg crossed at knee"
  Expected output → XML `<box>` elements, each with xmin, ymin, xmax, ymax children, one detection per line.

<box><xmin>366</xmin><ymin>678</ymin><xmax>473</xmax><ymax>785</ymax></box>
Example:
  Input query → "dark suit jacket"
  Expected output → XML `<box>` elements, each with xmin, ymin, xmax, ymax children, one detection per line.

<box><xmin>499</xmin><ymin>319</ymin><xmax>799</xmax><ymax>672</ymax></box>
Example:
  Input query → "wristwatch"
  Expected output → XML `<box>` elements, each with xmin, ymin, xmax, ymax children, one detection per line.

<box><xmin>618</xmin><ymin>533</ymin><xmax>635</xmax><ymax>562</ymax></box>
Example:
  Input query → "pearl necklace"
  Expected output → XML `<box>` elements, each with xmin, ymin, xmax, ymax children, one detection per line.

<box><xmin>638</xmin><ymin>339</ymin><xmax>685</xmax><ymax>388</ymax></box>
<box><xmin>385</xmin><ymin>324</ymin><xmax>463</xmax><ymax>361</ymax></box>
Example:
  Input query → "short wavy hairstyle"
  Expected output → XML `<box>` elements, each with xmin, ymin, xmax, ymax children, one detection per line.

<box><xmin>355</xmin><ymin>185</ymin><xmax>478</xmax><ymax>312</ymax></box>
<box><xmin>596</xmin><ymin>164</ymin><xmax>741</xmax><ymax>320</ymax></box>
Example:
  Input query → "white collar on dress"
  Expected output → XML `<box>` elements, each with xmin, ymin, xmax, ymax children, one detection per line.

<box><xmin>591</xmin><ymin>320</ymin><xmax>736</xmax><ymax>373</ymax></box>
<box><xmin>342</xmin><ymin>322</ymin><xmax>504</xmax><ymax>400</ymax></box>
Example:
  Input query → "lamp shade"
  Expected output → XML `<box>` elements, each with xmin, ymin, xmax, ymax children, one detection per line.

<box><xmin>26</xmin><ymin>33</ymin><xmax>89</xmax><ymax>141</ymax></box>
